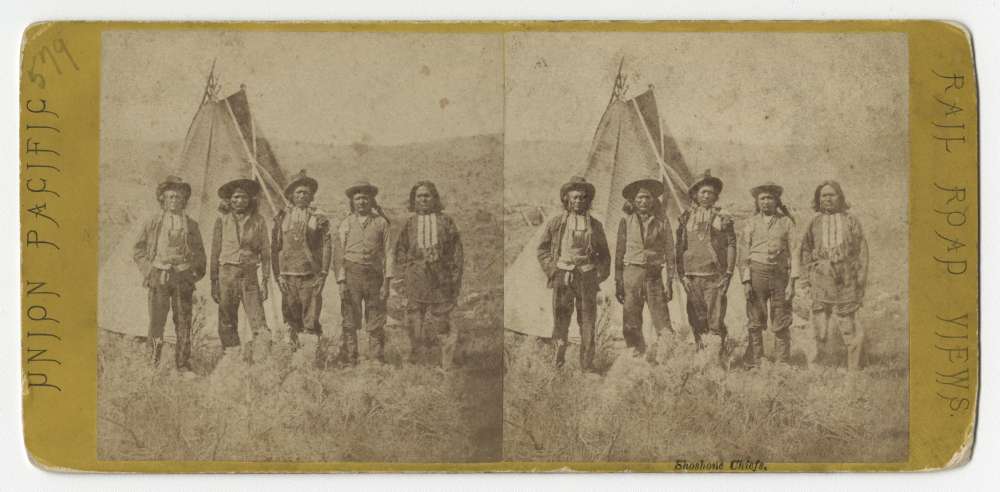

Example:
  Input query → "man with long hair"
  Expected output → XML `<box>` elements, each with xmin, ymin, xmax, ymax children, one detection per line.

<box><xmin>211</xmin><ymin>178</ymin><xmax>271</xmax><ymax>363</ymax></box>
<box><xmin>536</xmin><ymin>176</ymin><xmax>610</xmax><ymax>371</ymax></box>
<box><xmin>132</xmin><ymin>176</ymin><xmax>206</xmax><ymax>372</ymax></box>
<box><xmin>675</xmin><ymin>170</ymin><xmax>736</xmax><ymax>359</ymax></box>
<box><xmin>271</xmin><ymin>170</ymin><xmax>332</xmax><ymax>366</ymax></box>
<box><xmin>615</xmin><ymin>178</ymin><xmax>675</xmax><ymax>356</ymax></box>
<box><xmin>334</xmin><ymin>179</ymin><xmax>393</xmax><ymax>365</ymax></box>
<box><xmin>395</xmin><ymin>181</ymin><xmax>464</xmax><ymax>368</ymax></box>
<box><xmin>800</xmin><ymin>180</ymin><xmax>869</xmax><ymax>370</ymax></box>
<box><xmin>740</xmin><ymin>182</ymin><xmax>798</xmax><ymax>367</ymax></box>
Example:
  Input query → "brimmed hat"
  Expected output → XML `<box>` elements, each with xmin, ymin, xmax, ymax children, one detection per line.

<box><xmin>623</xmin><ymin>178</ymin><xmax>664</xmax><ymax>200</ymax></box>
<box><xmin>688</xmin><ymin>170</ymin><xmax>723</xmax><ymax>199</ymax></box>
<box><xmin>560</xmin><ymin>176</ymin><xmax>595</xmax><ymax>200</ymax></box>
<box><xmin>284</xmin><ymin>170</ymin><xmax>319</xmax><ymax>198</ymax></box>
<box><xmin>750</xmin><ymin>181</ymin><xmax>783</xmax><ymax>199</ymax></box>
<box><xmin>218</xmin><ymin>178</ymin><xmax>262</xmax><ymax>199</ymax></box>
<box><xmin>345</xmin><ymin>179</ymin><xmax>379</xmax><ymax>198</ymax></box>
<box><xmin>156</xmin><ymin>175</ymin><xmax>191</xmax><ymax>200</ymax></box>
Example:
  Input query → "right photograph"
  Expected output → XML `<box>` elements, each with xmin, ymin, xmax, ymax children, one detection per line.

<box><xmin>502</xmin><ymin>32</ymin><xmax>909</xmax><ymax>463</ymax></box>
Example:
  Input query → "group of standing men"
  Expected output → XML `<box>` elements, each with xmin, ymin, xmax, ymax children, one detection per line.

<box><xmin>133</xmin><ymin>172</ymin><xmax>464</xmax><ymax>374</ymax></box>
<box><xmin>537</xmin><ymin>171</ymin><xmax>869</xmax><ymax>372</ymax></box>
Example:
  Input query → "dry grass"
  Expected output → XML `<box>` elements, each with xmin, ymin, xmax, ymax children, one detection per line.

<box><xmin>503</xmin><ymin>323</ymin><xmax>907</xmax><ymax>462</ymax></box>
<box><xmin>98</xmin><ymin>285</ymin><xmax>502</xmax><ymax>462</ymax></box>
<box><xmin>98</xmin><ymin>134</ymin><xmax>503</xmax><ymax>462</ymax></box>
<box><xmin>502</xmin><ymin>198</ymin><xmax>908</xmax><ymax>463</ymax></box>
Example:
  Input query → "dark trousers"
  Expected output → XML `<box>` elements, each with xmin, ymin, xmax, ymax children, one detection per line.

<box><xmin>147</xmin><ymin>269</ymin><xmax>195</xmax><ymax>370</ymax></box>
<box><xmin>622</xmin><ymin>265</ymin><xmax>672</xmax><ymax>353</ymax></box>
<box><xmin>340</xmin><ymin>261</ymin><xmax>386</xmax><ymax>361</ymax></box>
<box><xmin>218</xmin><ymin>264</ymin><xmax>269</xmax><ymax>348</ymax></box>
<box><xmin>552</xmin><ymin>269</ymin><xmax>598</xmax><ymax>370</ymax></box>
<box><xmin>281</xmin><ymin>273</ymin><xmax>323</xmax><ymax>340</ymax></box>
<box><xmin>745</xmin><ymin>262</ymin><xmax>792</xmax><ymax>365</ymax></box>
<box><xmin>406</xmin><ymin>301</ymin><xmax>456</xmax><ymax>366</ymax></box>
<box><xmin>685</xmin><ymin>274</ymin><xmax>728</xmax><ymax>341</ymax></box>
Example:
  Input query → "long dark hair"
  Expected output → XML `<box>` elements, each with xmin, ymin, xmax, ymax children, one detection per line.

<box><xmin>754</xmin><ymin>195</ymin><xmax>795</xmax><ymax>224</ymax></box>
<box><xmin>812</xmin><ymin>180</ymin><xmax>850</xmax><ymax>213</ymax></box>
<box><xmin>408</xmin><ymin>181</ymin><xmax>445</xmax><ymax>213</ymax></box>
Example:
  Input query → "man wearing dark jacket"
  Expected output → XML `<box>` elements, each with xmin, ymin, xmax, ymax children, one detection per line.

<box><xmin>537</xmin><ymin>176</ymin><xmax>610</xmax><ymax>371</ymax></box>
<box><xmin>211</xmin><ymin>178</ymin><xmax>271</xmax><ymax>363</ymax></box>
<box><xmin>133</xmin><ymin>176</ymin><xmax>206</xmax><ymax>372</ymax></box>
<box><xmin>615</xmin><ymin>178</ymin><xmax>675</xmax><ymax>356</ymax></box>
<box><xmin>395</xmin><ymin>181</ymin><xmax>464</xmax><ymax>368</ymax></box>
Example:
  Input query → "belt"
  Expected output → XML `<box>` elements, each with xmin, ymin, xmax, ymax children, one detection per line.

<box><xmin>624</xmin><ymin>262</ymin><xmax>664</xmax><ymax>268</ymax></box>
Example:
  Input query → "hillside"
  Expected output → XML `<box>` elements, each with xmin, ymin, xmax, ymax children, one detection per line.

<box><xmin>98</xmin><ymin>133</ymin><xmax>504</xmax><ymax>462</ymax></box>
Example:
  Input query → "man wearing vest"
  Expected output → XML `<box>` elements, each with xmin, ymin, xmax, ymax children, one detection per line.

<box><xmin>676</xmin><ymin>170</ymin><xmax>737</xmax><ymax>359</ymax></box>
<box><xmin>615</xmin><ymin>178</ymin><xmax>675</xmax><ymax>356</ymax></box>
<box><xmin>271</xmin><ymin>170</ymin><xmax>332</xmax><ymax>364</ymax></box>
<box><xmin>395</xmin><ymin>181</ymin><xmax>464</xmax><ymax>368</ymax></box>
<box><xmin>334</xmin><ymin>180</ymin><xmax>392</xmax><ymax>365</ymax></box>
<box><xmin>132</xmin><ymin>176</ymin><xmax>206</xmax><ymax>372</ymax></box>
<box><xmin>211</xmin><ymin>178</ymin><xmax>271</xmax><ymax>363</ymax></box>
<box><xmin>537</xmin><ymin>176</ymin><xmax>611</xmax><ymax>371</ymax></box>
<box><xmin>740</xmin><ymin>181</ymin><xmax>798</xmax><ymax>367</ymax></box>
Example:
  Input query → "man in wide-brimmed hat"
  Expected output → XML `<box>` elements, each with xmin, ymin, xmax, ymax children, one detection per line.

<box><xmin>536</xmin><ymin>176</ymin><xmax>611</xmax><ymax>371</ymax></box>
<box><xmin>211</xmin><ymin>178</ymin><xmax>271</xmax><ymax>363</ymax></box>
<box><xmin>271</xmin><ymin>170</ymin><xmax>332</xmax><ymax>365</ymax></box>
<box><xmin>333</xmin><ymin>179</ymin><xmax>393</xmax><ymax>365</ymax></box>
<box><xmin>800</xmin><ymin>180</ymin><xmax>869</xmax><ymax>370</ymax></box>
<box><xmin>132</xmin><ymin>175</ymin><xmax>206</xmax><ymax>372</ymax></box>
<box><xmin>739</xmin><ymin>181</ymin><xmax>799</xmax><ymax>368</ymax></box>
<box><xmin>675</xmin><ymin>170</ymin><xmax>736</xmax><ymax>359</ymax></box>
<box><xmin>395</xmin><ymin>181</ymin><xmax>464</xmax><ymax>369</ymax></box>
<box><xmin>615</xmin><ymin>177</ymin><xmax>676</xmax><ymax>356</ymax></box>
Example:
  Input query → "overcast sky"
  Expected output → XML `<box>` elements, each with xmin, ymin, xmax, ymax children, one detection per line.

<box><xmin>505</xmin><ymin>32</ymin><xmax>907</xmax><ymax>146</ymax></box>
<box><xmin>102</xmin><ymin>31</ymin><xmax>503</xmax><ymax>146</ymax></box>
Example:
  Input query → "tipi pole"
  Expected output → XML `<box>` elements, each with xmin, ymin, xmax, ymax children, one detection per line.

<box><xmin>629</xmin><ymin>98</ymin><xmax>687</xmax><ymax>213</ymax></box>
<box><xmin>223</xmin><ymin>99</ymin><xmax>287</xmax><ymax>215</ymax></box>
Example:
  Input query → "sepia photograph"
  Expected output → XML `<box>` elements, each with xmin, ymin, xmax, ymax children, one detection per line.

<box><xmin>97</xmin><ymin>30</ymin><xmax>504</xmax><ymax>462</ymax></box>
<box><xmin>503</xmin><ymin>32</ymin><xmax>909</xmax><ymax>463</ymax></box>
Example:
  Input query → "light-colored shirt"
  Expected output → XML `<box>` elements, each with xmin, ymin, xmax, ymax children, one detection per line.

<box><xmin>740</xmin><ymin>212</ymin><xmax>800</xmax><ymax>282</ymax></box>
<box><xmin>219</xmin><ymin>213</ymin><xmax>250</xmax><ymax>265</ymax></box>
<box><xmin>623</xmin><ymin>213</ymin><xmax>661</xmax><ymax>266</ymax></box>
<box><xmin>217</xmin><ymin>212</ymin><xmax>269</xmax><ymax>273</ymax></box>
<box><xmin>335</xmin><ymin>212</ymin><xmax>393</xmax><ymax>281</ymax></box>
<box><xmin>557</xmin><ymin>213</ymin><xmax>594</xmax><ymax>272</ymax></box>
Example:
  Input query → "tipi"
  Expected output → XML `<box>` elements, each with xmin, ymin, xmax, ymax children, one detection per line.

<box><xmin>504</xmin><ymin>64</ymin><xmax>748</xmax><ymax>343</ymax></box>
<box><xmin>99</xmin><ymin>66</ymin><xmax>289</xmax><ymax>343</ymax></box>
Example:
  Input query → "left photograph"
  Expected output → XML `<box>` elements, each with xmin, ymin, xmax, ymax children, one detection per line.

<box><xmin>97</xmin><ymin>30</ymin><xmax>503</xmax><ymax>462</ymax></box>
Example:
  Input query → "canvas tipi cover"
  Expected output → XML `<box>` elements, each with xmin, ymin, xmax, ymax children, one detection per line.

<box><xmin>99</xmin><ymin>79</ymin><xmax>289</xmax><ymax>342</ymax></box>
<box><xmin>504</xmin><ymin>82</ymin><xmax>748</xmax><ymax>342</ymax></box>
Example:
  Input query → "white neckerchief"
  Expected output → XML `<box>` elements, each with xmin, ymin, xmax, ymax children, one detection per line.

<box><xmin>567</xmin><ymin>212</ymin><xmax>587</xmax><ymax>231</ymax></box>
<box><xmin>417</xmin><ymin>213</ymin><xmax>438</xmax><ymax>249</ymax></box>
